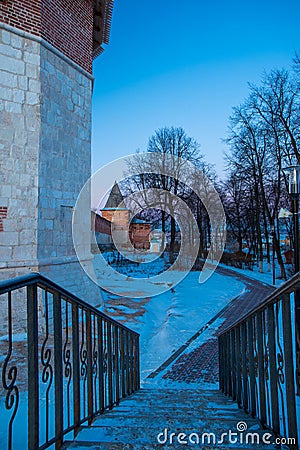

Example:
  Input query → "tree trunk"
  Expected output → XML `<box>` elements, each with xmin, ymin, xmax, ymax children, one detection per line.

<box><xmin>274</xmin><ymin>232</ymin><xmax>286</xmax><ymax>280</ymax></box>
<box><xmin>161</xmin><ymin>210</ymin><xmax>166</xmax><ymax>252</ymax></box>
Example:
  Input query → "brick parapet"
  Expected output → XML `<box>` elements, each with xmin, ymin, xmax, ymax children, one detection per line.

<box><xmin>0</xmin><ymin>0</ymin><xmax>94</xmax><ymax>72</ymax></box>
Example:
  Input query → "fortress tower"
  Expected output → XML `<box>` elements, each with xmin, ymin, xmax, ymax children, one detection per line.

<box><xmin>0</xmin><ymin>0</ymin><xmax>113</xmax><ymax>304</ymax></box>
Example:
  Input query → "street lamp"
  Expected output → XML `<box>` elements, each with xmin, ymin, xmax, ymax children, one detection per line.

<box><xmin>283</xmin><ymin>165</ymin><xmax>300</xmax><ymax>273</ymax></box>
<box><xmin>284</xmin><ymin>165</ymin><xmax>300</xmax><ymax>395</ymax></box>
<box><xmin>270</xmin><ymin>225</ymin><xmax>276</xmax><ymax>286</ymax></box>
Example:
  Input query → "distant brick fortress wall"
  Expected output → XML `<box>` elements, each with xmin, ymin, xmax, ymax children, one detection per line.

<box><xmin>0</xmin><ymin>0</ymin><xmax>94</xmax><ymax>72</ymax></box>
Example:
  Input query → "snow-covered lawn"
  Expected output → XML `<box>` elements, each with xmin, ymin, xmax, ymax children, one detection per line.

<box><xmin>99</xmin><ymin>262</ymin><xmax>245</xmax><ymax>379</ymax></box>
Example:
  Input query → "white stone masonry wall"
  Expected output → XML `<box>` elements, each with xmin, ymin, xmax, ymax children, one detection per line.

<box><xmin>0</xmin><ymin>26</ymin><xmax>103</xmax><ymax>335</ymax></box>
<box><xmin>0</xmin><ymin>27</ymin><xmax>40</xmax><ymax>271</ymax></box>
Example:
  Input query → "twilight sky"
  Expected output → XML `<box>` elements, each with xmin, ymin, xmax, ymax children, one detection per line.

<box><xmin>91</xmin><ymin>0</ymin><xmax>299</xmax><ymax>179</ymax></box>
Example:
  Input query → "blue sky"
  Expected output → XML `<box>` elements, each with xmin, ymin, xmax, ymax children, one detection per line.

<box><xmin>92</xmin><ymin>0</ymin><xmax>299</xmax><ymax>178</ymax></box>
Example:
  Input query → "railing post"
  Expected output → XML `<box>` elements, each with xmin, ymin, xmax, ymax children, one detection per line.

<box><xmin>235</xmin><ymin>326</ymin><xmax>242</xmax><ymax>406</ymax></box>
<box><xmin>231</xmin><ymin>329</ymin><xmax>236</xmax><ymax>400</ymax></box>
<box><xmin>241</xmin><ymin>321</ymin><xmax>248</xmax><ymax>412</ymax></box>
<box><xmin>98</xmin><ymin>317</ymin><xmax>105</xmax><ymax>413</ymax></box>
<box><xmin>219</xmin><ymin>335</ymin><xmax>225</xmax><ymax>392</ymax></box>
<box><xmin>223</xmin><ymin>333</ymin><xmax>229</xmax><ymax>396</ymax></box>
<box><xmin>27</xmin><ymin>284</ymin><xmax>39</xmax><ymax>450</ymax></box>
<box><xmin>228</xmin><ymin>332</ymin><xmax>233</xmax><ymax>397</ymax></box>
<box><xmin>86</xmin><ymin>311</ymin><xmax>93</xmax><ymax>423</ymax></box>
<box><xmin>218</xmin><ymin>336</ymin><xmax>222</xmax><ymax>391</ymax></box>
<box><xmin>72</xmin><ymin>304</ymin><xmax>80</xmax><ymax>436</ymax></box>
<box><xmin>267</xmin><ymin>303</ymin><xmax>280</xmax><ymax>435</ymax></box>
<box><xmin>120</xmin><ymin>329</ymin><xmax>125</xmax><ymax>397</ymax></box>
<box><xmin>256</xmin><ymin>311</ymin><xmax>267</xmax><ymax>424</ymax></box>
<box><xmin>282</xmin><ymin>294</ymin><xmax>298</xmax><ymax>449</ymax></box>
<box><xmin>107</xmin><ymin>322</ymin><xmax>113</xmax><ymax>409</ymax></box>
<box><xmin>135</xmin><ymin>334</ymin><xmax>140</xmax><ymax>390</ymax></box>
<box><xmin>53</xmin><ymin>293</ymin><xmax>63</xmax><ymax>450</ymax></box>
<box><xmin>129</xmin><ymin>334</ymin><xmax>134</xmax><ymax>393</ymax></box>
<box><xmin>295</xmin><ymin>288</ymin><xmax>300</xmax><ymax>396</ymax></box>
<box><xmin>114</xmin><ymin>326</ymin><xmax>120</xmax><ymax>404</ymax></box>
<box><xmin>125</xmin><ymin>332</ymin><xmax>130</xmax><ymax>395</ymax></box>
<box><xmin>224</xmin><ymin>334</ymin><xmax>229</xmax><ymax>395</ymax></box>
<box><xmin>247</xmin><ymin>317</ymin><xmax>256</xmax><ymax>417</ymax></box>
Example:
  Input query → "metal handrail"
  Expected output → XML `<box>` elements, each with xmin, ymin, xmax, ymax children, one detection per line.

<box><xmin>220</xmin><ymin>272</ymin><xmax>300</xmax><ymax>335</ymax></box>
<box><xmin>0</xmin><ymin>272</ymin><xmax>140</xmax><ymax>450</ymax></box>
<box><xmin>218</xmin><ymin>275</ymin><xmax>300</xmax><ymax>449</ymax></box>
<box><xmin>0</xmin><ymin>273</ymin><xmax>138</xmax><ymax>335</ymax></box>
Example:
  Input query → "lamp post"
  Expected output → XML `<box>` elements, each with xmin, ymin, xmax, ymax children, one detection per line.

<box><xmin>271</xmin><ymin>225</ymin><xmax>276</xmax><ymax>286</ymax></box>
<box><xmin>284</xmin><ymin>166</ymin><xmax>300</xmax><ymax>272</ymax></box>
<box><xmin>284</xmin><ymin>165</ymin><xmax>300</xmax><ymax>395</ymax></box>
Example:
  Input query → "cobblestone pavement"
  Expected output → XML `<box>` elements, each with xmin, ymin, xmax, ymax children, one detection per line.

<box><xmin>162</xmin><ymin>266</ymin><xmax>275</xmax><ymax>384</ymax></box>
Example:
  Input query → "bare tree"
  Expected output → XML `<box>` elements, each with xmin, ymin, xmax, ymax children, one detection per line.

<box><xmin>124</xmin><ymin>127</ymin><xmax>208</xmax><ymax>256</ymax></box>
<box><xmin>223</xmin><ymin>59</ymin><xmax>300</xmax><ymax>279</ymax></box>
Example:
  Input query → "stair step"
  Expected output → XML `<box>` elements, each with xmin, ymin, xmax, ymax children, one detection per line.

<box><xmin>63</xmin><ymin>444</ymin><xmax>276</xmax><ymax>450</ymax></box>
<box><xmin>88</xmin><ymin>411</ymin><xmax>254</xmax><ymax>423</ymax></box>
<box><xmin>63</xmin><ymin>388</ymin><xmax>278</xmax><ymax>449</ymax></box>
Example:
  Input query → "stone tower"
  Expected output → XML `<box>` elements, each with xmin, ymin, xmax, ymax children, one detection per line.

<box><xmin>101</xmin><ymin>182</ymin><xmax>130</xmax><ymax>246</ymax></box>
<box><xmin>0</xmin><ymin>0</ymin><xmax>114</xmax><ymax>305</ymax></box>
<box><xmin>101</xmin><ymin>182</ymin><xmax>130</xmax><ymax>223</ymax></box>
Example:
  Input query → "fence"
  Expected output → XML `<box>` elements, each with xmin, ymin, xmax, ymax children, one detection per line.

<box><xmin>219</xmin><ymin>273</ymin><xmax>300</xmax><ymax>449</ymax></box>
<box><xmin>0</xmin><ymin>273</ymin><xmax>140</xmax><ymax>450</ymax></box>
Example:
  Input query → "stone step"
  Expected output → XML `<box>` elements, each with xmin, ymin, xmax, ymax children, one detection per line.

<box><xmin>63</xmin><ymin>388</ymin><xmax>278</xmax><ymax>449</ymax></box>
<box><xmin>85</xmin><ymin>409</ymin><xmax>255</xmax><ymax>422</ymax></box>
<box><xmin>63</xmin><ymin>444</ymin><xmax>277</xmax><ymax>450</ymax></box>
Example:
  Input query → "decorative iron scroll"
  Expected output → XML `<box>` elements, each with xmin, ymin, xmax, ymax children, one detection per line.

<box><xmin>0</xmin><ymin>273</ymin><xmax>140</xmax><ymax>450</ymax></box>
<box><xmin>2</xmin><ymin>292</ymin><xmax>19</xmax><ymax>450</ymax></box>
<box><xmin>92</xmin><ymin>315</ymin><xmax>98</xmax><ymax>410</ymax></box>
<box><xmin>40</xmin><ymin>291</ymin><xmax>53</xmax><ymax>443</ymax></box>
<box><xmin>63</xmin><ymin>301</ymin><xmax>72</xmax><ymax>428</ymax></box>
<box><xmin>79</xmin><ymin>309</ymin><xmax>88</xmax><ymax>418</ymax></box>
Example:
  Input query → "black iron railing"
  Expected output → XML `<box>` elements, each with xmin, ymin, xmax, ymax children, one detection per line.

<box><xmin>0</xmin><ymin>273</ymin><xmax>140</xmax><ymax>450</ymax></box>
<box><xmin>218</xmin><ymin>273</ymin><xmax>300</xmax><ymax>449</ymax></box>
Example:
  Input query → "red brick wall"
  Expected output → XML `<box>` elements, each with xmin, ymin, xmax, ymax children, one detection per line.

<box><xmin>92</xmin><ymin>212</ymin><xmax>112</xmax><ymax>235</ymax></box>
<box><xmin>0</xmin><ymin>0</ymin><xmax>94</xmax><ymax>72</ymax></box>
<box><xmin>0</xmin><ymin>0</ymin><xmax>41</xmax><ymax>36</ymax></box>
<box><xmin>41</xmin><ymin>0</ymin><xmax>94</xmax><ymax>73</ymax></box>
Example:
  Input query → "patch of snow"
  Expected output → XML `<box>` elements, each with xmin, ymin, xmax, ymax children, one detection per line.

<box><xmin>0</xmin><ymin>333</ymin><xmax>27</xmax><ymax>342</ymax></box>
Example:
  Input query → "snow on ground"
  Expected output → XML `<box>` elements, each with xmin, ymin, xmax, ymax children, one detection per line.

<box><xmin>97</xmin><ymin>255</ymin><xmax>245</xmax><ymax>380</ymax></box>
<box><xmin>218</xmin><ymin>260</ymin><xmax>291</xmax><ymax>287</ymax></box>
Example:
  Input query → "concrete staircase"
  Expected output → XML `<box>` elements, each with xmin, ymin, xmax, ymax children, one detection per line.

<box><xmin>63</xmin><ymin>388</ymin><xmax>278</xmax><ymax>449</ymax></box>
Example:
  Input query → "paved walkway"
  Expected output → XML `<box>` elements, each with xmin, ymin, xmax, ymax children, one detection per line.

<box><xmin>161</xmin><ymin>266</ymin><xmax>275</xmax><ymax>384</ymax></box>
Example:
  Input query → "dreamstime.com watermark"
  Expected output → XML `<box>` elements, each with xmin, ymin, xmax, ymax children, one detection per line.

<box><xmin>156</xmin><ymin>421</ymin><xmax>296</xmax><ymax>446</ymax></box>
<box><xmin>73</xmin><ymin>153</ymin><xmax>226</xmax><ymax>298</ymax></box>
